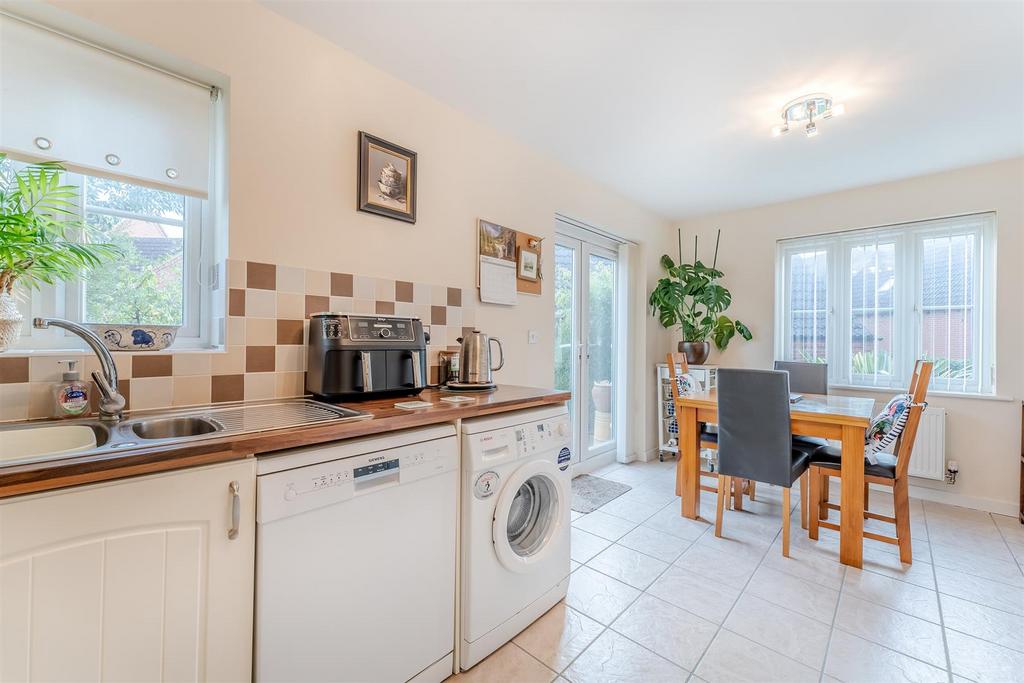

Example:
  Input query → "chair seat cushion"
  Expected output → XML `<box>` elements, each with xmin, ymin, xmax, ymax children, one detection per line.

<box><xmin>790</xmin><ymin>449</ymin><xmax>812</xmax><ymax>482</ymax></box>
<box><xmin>811</xmin><ymin>444</ymin><xmax>897</xmax><ymax>479</ymax></box>
<box><xmin>793</xmin><ymin>435</ymin><xmax>827</xmax><ymax>449</ymax></box>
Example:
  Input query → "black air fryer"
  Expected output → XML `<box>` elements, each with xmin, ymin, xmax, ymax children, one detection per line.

<box><xmin>306</xmin><ymin>313</ymin><xmax>428</xmax><ymax>401</ymax></box>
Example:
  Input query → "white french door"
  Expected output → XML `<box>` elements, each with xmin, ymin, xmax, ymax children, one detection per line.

<box><xmin>554</xmin><ymin>231</ymin><xmax>619</xmax><ymax>465</ymax></box>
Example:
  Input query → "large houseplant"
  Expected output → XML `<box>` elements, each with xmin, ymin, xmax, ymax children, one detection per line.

<box><xmin>648</xmin><ymin>229</ymin><xmax>752</xmax><ymax>364</ymax></box>
<box><xmin>0</xmin><ymin>154</ymin><xmax>119</xmax><ymax>351</ymax></box>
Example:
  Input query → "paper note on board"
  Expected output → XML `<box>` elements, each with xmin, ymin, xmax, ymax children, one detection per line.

<box><xmin>479</xmin><ymin>256</ymin><xmax>517</xmax><ymax>305</ymax></box>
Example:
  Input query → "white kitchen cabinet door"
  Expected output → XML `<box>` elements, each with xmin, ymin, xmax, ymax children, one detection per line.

<box><xmin>0</xmin><ymin>459</ymin><xmax>256</xmax><ymax>682</ymax></box>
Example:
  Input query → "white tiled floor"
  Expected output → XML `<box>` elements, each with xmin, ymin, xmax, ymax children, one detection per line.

<box><xmin>451</xmin><ymin>458</ymin><xmax>1024</xmax><ymax>683</ymax></box>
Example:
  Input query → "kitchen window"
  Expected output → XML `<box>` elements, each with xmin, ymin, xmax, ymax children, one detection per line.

<box><xmin>1</xmin><ymin>12</ymin><xmax>223</xmax><ymax>349</ymax></box>
<box><xmin>775</xmin><ymin>213</ymin><xmax>996</xmax><ymax>395</ymax></box>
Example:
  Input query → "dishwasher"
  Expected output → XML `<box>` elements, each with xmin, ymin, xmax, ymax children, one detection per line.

<box><xmin>254</xmin><ymin>424</ymin><xmax>458</xmax><ymax>683</ymax></box>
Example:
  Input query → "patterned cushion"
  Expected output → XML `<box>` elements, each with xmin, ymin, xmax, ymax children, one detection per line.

<box><xmin>864</xmin><ymin>394</ymin><xmax>915</xmax><ymax>465</ymax></box>
<box><xmin>674</xmin><ymin>372</ymin><xmax>701</xmax><ymax>397</ymax></box>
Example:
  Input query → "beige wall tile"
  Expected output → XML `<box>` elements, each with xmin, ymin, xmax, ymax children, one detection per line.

<box><xmin>211</xmin><ymin>346</ymin><xmax>245</xmax><ymax>375</ymax></box>
<box><xmin>353</xmin><ymin>275</ymin><xmax>375</xmax><ymax>299</ymax></box>
<box><xmin>172</xmin><ymin>353</ymin><xmax>211</xmax><ymax>376</ymax></box>
<box><xmin>354</xmin><ymin>299</ymin><xmax>374</xmax><ymax>314</ymax></box>
<box><xmin>275</xmin><ymin>371</ymin><xmax>306</xmax><ymax>398</ymax></box>
<box><xmin>244</xmin><ymin>373</ymin><xmax>276</xmax><ymax>401</ymax></box>
<box><xmin>276</xmin><ymin>265</ymin><xmax>305</xmax><ymax>294</ymax></box>
<box><xmin>412</xmin><ymin>282</ymin><xmax>431</xmax><ymax>305</ymax></box>
<box><xmin>227</xmin><ymin>317</ymin><xmax>246</xmax><ymax>346</ymax></box>
<box><xmin>129</xmin><ymin>377</ymin><xmax>174</xmax><ymax>411</ymax></box>
<box><xmin>329</xmin><ymin>296</ymin><xmax>353</xmax><ymax>313</ymax></box>
<box><xmin>305</xmin><ymin>269</ymin><xmax>330</xmax><ymax>296</ymax></box>
<box><xmin>246</xmin><ymin>289</ymin><xmax>276</xmax><ymax>318</ymax></box>
<box><xmin>30</xmin><ymin>355</ymin><xmax>89</xmax><ymax>383</ymax></box>
<box><xmin>277</xmin><ymin>292</ymin><xmax>305</xmax><ymax>320</ymax></box>
<box><xmin>246</xmin><ymin>318</ymin><xmax>277</xmax><ymax>346</ymax></box>
<box><xmin>28</xmin><ymin>383</ymin><xmax>54</xmax><ymax>419</ymax></box>
<box><xmin>227</xmin><ymin>259</ymin><xmax>246</xmax><ymax>289</ymax></box>
<box><xmin>276</xmin><ymin>345</ymin><xmax>305</xmax><ymax>372</ymax></box>
<box><xmin>172</xmin><ymin>376</ymin><xmax>212</xmax><ymax>407</ymax></box>
<box><xmin>0</xmin><ymin>384</ymin><xmax>29</xmax><ymax>421</ymax></box>
<box><xmin>374</xmin><ymin>278</ymin><xmax>395</xmax><ymax>301</ymax></box>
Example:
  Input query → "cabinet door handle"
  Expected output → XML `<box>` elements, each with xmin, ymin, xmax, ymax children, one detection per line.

<box><xmin>228</xmin><ymin>480</ymin><xmax>240</xmax><ymax>540</ymax></box>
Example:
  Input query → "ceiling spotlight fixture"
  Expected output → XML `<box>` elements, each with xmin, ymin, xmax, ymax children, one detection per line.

<box><xmin>771</xmin><ymin>93</ymin><xmax>844</xmax><ymax>139</ymax></box>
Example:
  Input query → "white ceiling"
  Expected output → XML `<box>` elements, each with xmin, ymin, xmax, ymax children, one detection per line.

<box><xmin>260</xmin><ymin>1</ymin><xmax>1024</xmax><ymax>219</ymax></box>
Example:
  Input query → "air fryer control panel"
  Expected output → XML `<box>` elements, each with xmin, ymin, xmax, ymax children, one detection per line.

<box><xmin>348</xmin><ymin>316</ymin><xmax>417</xmax><ymax>342</ymax></box>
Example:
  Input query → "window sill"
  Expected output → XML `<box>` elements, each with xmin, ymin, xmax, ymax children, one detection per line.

<box><xmin>2</xmin><ymin>345</ymin><xmax>223</xmax><ymax>357</ymax></box>
<box><xmin>828</xmin><ymin>383</ymin><xmax>1013</xmax><ymax>403</ymax></box>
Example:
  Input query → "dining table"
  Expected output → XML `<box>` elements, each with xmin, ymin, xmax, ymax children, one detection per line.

<box><xmin>674</xmin><ymin>389</ymin><xmax>877</xmax><ymax>568</ymax></box>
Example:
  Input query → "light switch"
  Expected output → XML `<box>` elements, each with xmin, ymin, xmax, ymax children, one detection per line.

<box><xmin>527</xmin><ymin>330</ymin><xmax>538</xmax><ymax>344</ymax></box>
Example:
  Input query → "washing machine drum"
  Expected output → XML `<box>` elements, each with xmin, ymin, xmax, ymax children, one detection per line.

<box><xmin>492</xmin><ymin>459</ymin><xmax>565</xmax><ymax>573</ymax></box>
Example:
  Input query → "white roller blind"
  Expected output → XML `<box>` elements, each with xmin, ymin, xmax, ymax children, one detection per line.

<box><xmin>0</xmin><ymin>15</ymin><xmax>212</xmax><ymax>197</ymax></box>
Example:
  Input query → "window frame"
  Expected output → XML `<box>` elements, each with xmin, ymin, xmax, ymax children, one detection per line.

<box><xmin>12</xmin><ymin>167</ymin><xmax>213</xmax><ymax>351</ymax></box>
<box><xmin>775</xmin><ymin>212</ymin><xmax>996</xmax><ymax>396</ymax></box>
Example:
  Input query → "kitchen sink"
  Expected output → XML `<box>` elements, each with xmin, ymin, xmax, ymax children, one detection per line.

<box><xmin>130</xmin><ymin>416</ymin><xmax>221</xmax><ymax>440</ymax></box>
<box><xmin>0</xmin><ymin>423</ymin><xmax>110</xmax><ymax>464</ymax></box>
<box><xmin>0</xmin><ymin>399</ymin><xmax>370</xmax><ymax>467</ymax></box>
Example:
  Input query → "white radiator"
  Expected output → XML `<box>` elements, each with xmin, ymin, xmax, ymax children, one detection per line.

<box><xmin>904</xmin><ymin>407</ymin><xmax>947</xmax><ymax>481</ymax></box>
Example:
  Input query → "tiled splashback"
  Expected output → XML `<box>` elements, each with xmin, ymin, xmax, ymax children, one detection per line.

<box><xmin>0</xmin><ymin>259</ymin><xmax>476</xmax><ymax>422</ymax></box>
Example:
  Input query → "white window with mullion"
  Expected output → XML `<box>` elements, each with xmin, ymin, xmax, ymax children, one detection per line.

<box><xmin>776</xmin><ymin>241</ymin><xmax>831</xmax><ymax>366</ymax></box>
<box><xmin>913</xmin><ymin>215</ymin><xmax>995</xmax><ymax>394</ymax></box>
<box><xmin>775</xmin><ymin>212</ymin><xmax>996</xmax><ymax>396</ymax></box>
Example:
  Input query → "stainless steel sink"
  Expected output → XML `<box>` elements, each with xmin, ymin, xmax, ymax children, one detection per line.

<box><xmin>0</xmin><ymin>399</ymin><xmax>370</xmax><ymax>466</ymax></box>
<box><xmin>130</xmin><ymin>416</ymin><xmax>221</xmax><ymax>440</ymax></box>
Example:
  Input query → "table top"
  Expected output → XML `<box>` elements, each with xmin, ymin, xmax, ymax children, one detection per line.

<box><xmin>676</xmin><ymin>389</ymin><xmax>875</xmax><ymax>427</ymax></box>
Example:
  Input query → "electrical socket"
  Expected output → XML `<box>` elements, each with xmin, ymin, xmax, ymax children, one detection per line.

<box><xmin>527</xmin><ymin>330</ymin><xmax>538</xmax><ymax>344</ymax></box>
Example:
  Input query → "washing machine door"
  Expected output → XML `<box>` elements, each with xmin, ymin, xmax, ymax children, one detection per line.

<box><xmin>492</xmin><ymin>459</ymin><xmax>566</xmax><ymax>573</ymax></box>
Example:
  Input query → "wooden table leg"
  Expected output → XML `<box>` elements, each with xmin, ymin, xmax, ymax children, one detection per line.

<box><xmin>733</xmin><ymin>478</ymin><xmax>744</xmax><ymax>511</ymax></box>
<box><xmin>678</xmin><ymin>405</ymin><xmax>700</xmax><ymax>519</ymax></box>
<box><xmin>839</xmin><ymin>425</ymin><xmax>865</xmax><ymax>568</ymax></box>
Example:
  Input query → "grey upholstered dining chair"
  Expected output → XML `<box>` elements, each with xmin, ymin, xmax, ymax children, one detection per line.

<box><xmin>774</xmin><ymin>360</ymin><xmax>828</xmax><ymax>449</ymax></box>
<box><xmin>773</xmin><ymin>360</ymin><xmax>828</xmax><ymax>394</ymax></box>
<box><xmin>714</xmin><ymin>369</ymin><xmax>816</xmax><ymax>557</ymax></box>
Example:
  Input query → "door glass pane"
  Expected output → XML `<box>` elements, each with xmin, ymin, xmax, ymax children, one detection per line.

<box><xmin>554</xmin><ymin>244</ymin><xmax>575</xmax><ymax>425</ymax></box>
<box><xmin>849</xmin><ymin>242</ymin><xmax>895</xmax><ymax>385</ymax></box>
<box><xmin>586</xmin><ymin>253</ymin><xmax>616</xmax><ymax>452</ymax></box>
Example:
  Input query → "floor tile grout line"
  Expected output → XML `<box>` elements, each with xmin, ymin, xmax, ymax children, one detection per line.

<box><xmin>507</xmin><ymin>641</ymin><xmax>561</xmax><ymax>679</ymax></box>
<box><xmin>922</xmin><ymin>498</ymin><xmax>956</xmax><ymax>682</ymax></box>
<box><xmin>678</xmin><ymin>494</ymin><xmax>784</xmax><ymax>679</ymax></box>
<box><xmin>988</xmin><ymin>510</ymin><xmax>1024</xmax><ymax>575</ymax></box>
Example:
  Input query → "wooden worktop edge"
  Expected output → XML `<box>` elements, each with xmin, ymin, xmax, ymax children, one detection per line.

<box><xmin>0</xmin><ymin>386</ymin><xmax>570</xmax><ymax>499</ymax></box>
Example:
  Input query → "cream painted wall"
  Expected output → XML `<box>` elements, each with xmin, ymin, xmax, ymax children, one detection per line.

<box><xmin>679</xmin><ymin>157</ymin><xmax>1024</xmax><ymax>513</ymax></box>
<box><xmin>43</xmin><ymin>0</ymin><xmax>674</xmax><ymax>459</ymax></box>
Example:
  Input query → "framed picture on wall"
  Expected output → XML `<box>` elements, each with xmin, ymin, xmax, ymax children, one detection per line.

<box><xmin>517</xmin><ymin>246</ymin><xmax>540</xmax><ymax>281</ymax></box>
<box><xmin>358</xmin><ymin>131</ymin><xmax>417</xmax><ymax>223</ymax></box>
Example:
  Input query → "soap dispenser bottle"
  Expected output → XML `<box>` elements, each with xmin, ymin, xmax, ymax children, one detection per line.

<box><xmin>54</xmin><ymin>360</ymin><xmax>90</xmax><ymax>418</ymax></box>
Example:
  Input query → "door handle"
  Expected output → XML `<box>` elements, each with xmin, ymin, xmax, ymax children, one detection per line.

<box><xmin>228</xmin><ymin>480</ymin><xmax>240</xmax><ymax>540</ymax></box>
<box><xmin>411</xmin><ymin>350</ymin><xmax>423</xmax><ymax>388</ymax></box>
<box><xmin>358</xmin><ymin>351</ymin><xmax>373</xmax><ymax>391</ymax></box>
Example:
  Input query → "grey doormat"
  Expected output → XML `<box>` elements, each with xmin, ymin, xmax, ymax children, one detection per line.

<box><xmin>571</xmin><ymin>474</ymin><xmax>632</xmax><ymax>514</ymax></box>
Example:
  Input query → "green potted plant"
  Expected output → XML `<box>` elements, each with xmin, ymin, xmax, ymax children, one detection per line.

<box><xmin>0</xmin><ymin>154</ymin><xmax>119</xmax><ymax>351</ymax></box>
<box><xmin>648</xmin><ymin>229</ymin><xmax>752</xmax><ymax>364</ymax></box>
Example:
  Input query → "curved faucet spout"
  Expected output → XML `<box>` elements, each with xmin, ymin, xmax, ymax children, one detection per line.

<box><xmin>32</xmin><ymin>318</ymin><xmax>125</xmax><ymax>421</ymax></box>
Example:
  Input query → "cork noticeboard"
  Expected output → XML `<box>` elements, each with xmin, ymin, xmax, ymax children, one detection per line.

<box><xmin>515</xmin><ymin>230</ymin><xmax>542</xmax><ymax>296</ymax></box>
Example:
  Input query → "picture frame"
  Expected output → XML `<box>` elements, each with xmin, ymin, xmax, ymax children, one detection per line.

<box><xmin>517</xmin><ymin>246</ymin><xmax>540</xmax><ymax>281</ymax></box>
<box><xmin>358</xmin><ymin>131</ymin><xmax>417</xmax><ymax>223</ymax></box>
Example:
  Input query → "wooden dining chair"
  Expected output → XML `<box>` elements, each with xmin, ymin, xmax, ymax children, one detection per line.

<box><xmin>713</xmin><ymin>368</ymin><xmax>814</xmax><ymax>557</ymax></box>
<box><xmin>666</xmin><ymin>353</ymin><xmax>728</xmax><ymax>500</ymax></box>
<box><xmin>808</xmin><ymin>360</ymin><xmax>933</xmax><ymax>564</ymax></box>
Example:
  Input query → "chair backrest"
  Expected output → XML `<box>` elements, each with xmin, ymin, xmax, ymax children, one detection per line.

<box><xmin>717</xmin><ymin>368</ymin><xmax>795</xmax><ymax>487</ymax></box>
<box><xmin>773</xmin><ymin>360</ymin><xmax>828</xmax><ymax>395</ymax></box>
<box><xmin>665</xmin><ymin>352</ymin><xmax>689</xmax><ymax>402</ymax></box>
<box><xmin>894</xmin><ymin>360</ymin><xmax>934</xmax><ymax>480</ymax></box>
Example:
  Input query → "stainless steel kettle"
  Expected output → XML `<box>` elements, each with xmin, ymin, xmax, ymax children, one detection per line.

<box><xmin>457</xmin><ymin>330</ymin><xmax>504</xmax><ymax>384</ymax></box>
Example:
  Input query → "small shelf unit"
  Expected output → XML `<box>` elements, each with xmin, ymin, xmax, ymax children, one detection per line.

<box><xmin>656</xmin><ymin>362</ymin><xmax>717</xmax><ymax>461</ymax></box>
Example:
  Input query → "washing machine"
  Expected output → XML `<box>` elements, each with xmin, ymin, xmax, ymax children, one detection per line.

<box><xmin>459</xmin><ymin>404</ymin><xmax>572</xmax><ymax>670</ymax></box>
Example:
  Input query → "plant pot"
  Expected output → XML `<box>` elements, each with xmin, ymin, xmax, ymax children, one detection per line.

<box><xmin>86</xmin><ymin>324</ymin><xmax>179</xmax><ymax>351</ymax></box>
<box><xmin>677</xmin><ymin>341</ymin><xmax>710</xmax><ymax>365</ymax></box>
<box><xmin>0</xmin><ymin>292</ymin><xmax>23</xmax><ymax>353</ymax></box>
<box><xmin>591</xmin><ymin>380</ymin><xmax>612</xmax><ymax>413</ymax></box>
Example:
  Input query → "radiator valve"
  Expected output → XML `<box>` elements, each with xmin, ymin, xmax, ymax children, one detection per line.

<box><xmin>945</xmin><ymin>460</ymin><xmax>959</xmax><ymax>485</ymax></box>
